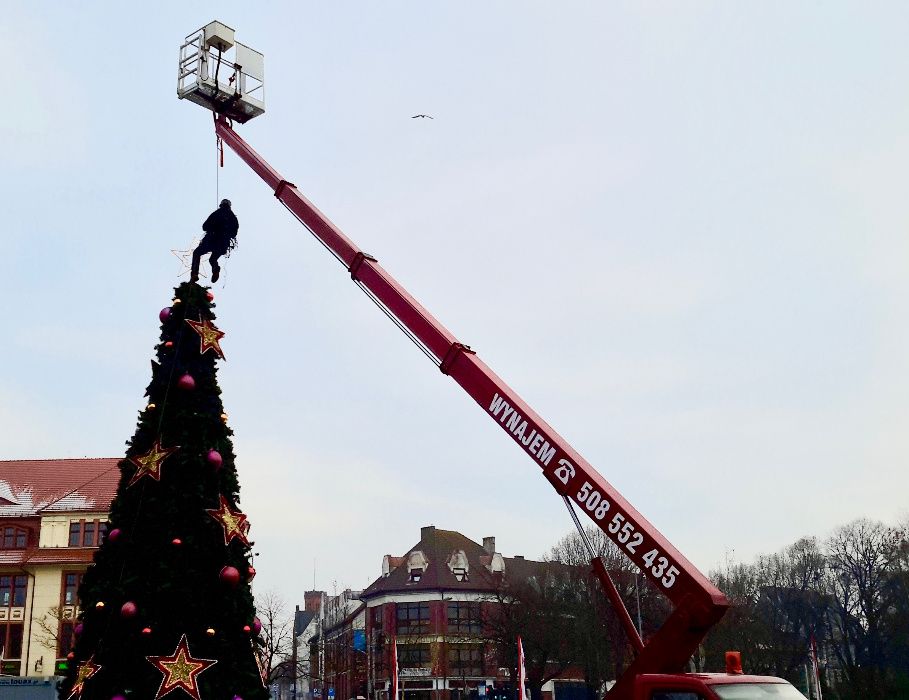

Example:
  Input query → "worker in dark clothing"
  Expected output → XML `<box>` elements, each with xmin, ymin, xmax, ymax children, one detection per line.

<box><xmin>190</xmin><ymin>199</ymin><xmax>239</xmax><ymax>283</ymax></box>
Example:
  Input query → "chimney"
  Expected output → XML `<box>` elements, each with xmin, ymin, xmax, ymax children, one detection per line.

<box><xmin>483</xmin><ymin>536</ymin><xmax>496</xmax><ymax>554</ymax></box>
<box><xmin>304</xmin><ymin>590</ymin><xmax>324</xmax><ymax>613</ymax></box>
<box><xmin>421</xmin><ymin>525</ymin><xmax>436</xmax><ymax>541</ymax></box>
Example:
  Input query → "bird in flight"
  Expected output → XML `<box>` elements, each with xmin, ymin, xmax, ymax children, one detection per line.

<box><xmin>411</xmin><ymin>114</ymin><xmax>434</xmax><ymax>119</ymax></box>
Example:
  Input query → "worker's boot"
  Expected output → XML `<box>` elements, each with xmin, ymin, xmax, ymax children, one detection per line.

<box><xmin>211</xmin><ymin>262</ymin><xmax>220</xmax><ymax>283</ymax></box>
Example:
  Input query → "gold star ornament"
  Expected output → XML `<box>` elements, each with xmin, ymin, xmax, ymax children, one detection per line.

<box><xmin>128</xmin><ymin>441</ymin><xmax>179</xmax><ymax>487</ymax></box>
<box><xmin>185</xmin><ymin>317</ymin><xmax>226</xmax><ymax>360</ymax></box>
<box><xmin>206</xmin><ymin>494</ymin><xmax>250</xmax><ymax>546</ymax></box>
<box><xmin>67</xmin><ymin>656</ymin><xmax>101</xmax><ymax>699</ymax></box>
<box><xmin>146</xmin><ymin>634</ymin><xmax>217</xmax><ymax>700</ymax></box>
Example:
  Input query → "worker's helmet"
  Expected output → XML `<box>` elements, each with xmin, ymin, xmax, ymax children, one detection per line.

<box><xmin>220</xmin><ymin>198</ymin><xmax>232</xmax><ymax>208</ymax></box>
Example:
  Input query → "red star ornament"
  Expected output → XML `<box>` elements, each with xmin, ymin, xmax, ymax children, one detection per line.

<box><xmin>67</xmin><ymin>656</ymin><xmax>101</xmax><ymax>699</ymax></box>
<box><xmin>206</xmin><ymin>494</ymin><xmax>250</xmax><ymax>546</ymax></box>
<box><xmin>185</xmin><ymin>317</ymin><xmax>226</xmax><ymax>359</ymax></box>
<box><xmin>146</xmin><ymin>634</ymin><xmax>217</xmax><ymax>700</ymax></box>
<box><xmin>128</xmin><ymin>441</ymin><xmax>179</xmax><ymax>487</ymax></box>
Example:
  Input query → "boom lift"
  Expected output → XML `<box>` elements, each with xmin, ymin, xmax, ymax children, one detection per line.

<box><xmin>178</xmin><ymin>23</ymin><xmax>808</xmax><ymax>700</ymax></box>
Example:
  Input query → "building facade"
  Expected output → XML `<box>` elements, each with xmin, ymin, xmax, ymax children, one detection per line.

<box><xmin>356</xmin><ymin>526</ymin><xmax>584</xmax><ymax>700</ymax></box>
<box><xmin>0</xmin><ymin>458</ymin><xmax>118</xmax><ymax>678</ymax></box>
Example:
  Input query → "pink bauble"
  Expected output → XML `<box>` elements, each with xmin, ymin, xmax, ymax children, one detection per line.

<box><xmin>120</xmin><ymin>601</ymin><xmax>137</xmax><ymax>619</ymax></box>
<box><xmin>252</xmin><ymin>617</ymin><xmax>262</xmax><ymax>635</ymax></box>
<box><xmin>107</xmin><ymin>528</ymin><xmax>122</xmax><ymax>543</ymax></box>
<box><xmin>177</xmin><ymin>373</ymin><xmax>196</xmax><ymax>391</ymax></box>
<box><xmin>220</xmin><ymin>566</ymin><xmax>241</xmax><ymax>588</ymax></box>
<box><xmin>247</xmin><ymin>566</ymin><xmax>256</xmax><ymax>580</ymax></box>
<box><xmin>159</xmin><ymin>307</ymin><xmax>171</xmax><ymax>323</ymax></box>
<box><xmin>112</xmin><ymin>695</ymin><xmax>127</xmax><ymax>700</ymax></box>
<box><xmin>207</xmin><ymin>449</ymin><xmax>223</xmax><ymax>470</ymax></box>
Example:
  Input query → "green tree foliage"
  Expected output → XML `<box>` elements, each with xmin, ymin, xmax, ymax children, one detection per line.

<box><xmin>59</xmin><ymin>282</ymin><xmax>268</xmax><ymax>700</ymax></box>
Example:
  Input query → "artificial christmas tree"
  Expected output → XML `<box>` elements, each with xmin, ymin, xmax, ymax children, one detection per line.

<box><xmin>60</xmin><ymin>282</ymin><xmax>268</xmax><ymax>700</ymax></box>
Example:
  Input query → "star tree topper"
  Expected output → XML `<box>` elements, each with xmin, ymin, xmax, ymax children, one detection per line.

<box><xmin>67</xmin><ymin>656</ymin><xmax>101</xmax><ymax>699</ymax></box>
<box><xmin>146</xmin><ymin>634</ymin><xmax>217</xmax><ymax>700</ymax></box>
<box><xmin>185</xmin><ymin>317</ymin><xmax>226</xmax><ymax>360</ymax></box>
<box><xmin>206</xmin><ymin>493</ymin><xmax>250</xmax><ymax>546</ymax></box>
<box><xmin>128</xmin><ymin>441</ymin><xmax>179</xmax><ymax>487</ymax></box>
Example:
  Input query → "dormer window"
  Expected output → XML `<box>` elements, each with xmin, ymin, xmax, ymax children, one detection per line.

<box><xmin>406</xmin><ymin>550</ymin><xmax>428</xmax><ymax>583</ymax></box>
<box><xmin>448</xmin><ymin>551</ymin><xmax>469</xmax><ymax>581</ymax></box>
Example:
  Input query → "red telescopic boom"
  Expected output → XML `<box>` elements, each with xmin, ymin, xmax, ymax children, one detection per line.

<box><xmin>213</xmin><ymin>115</ymin><xmax>728</xmax><ymax>699</ymax></box>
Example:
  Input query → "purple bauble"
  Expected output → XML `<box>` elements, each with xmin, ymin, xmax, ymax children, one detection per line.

<box><xmin>159</xmin><ymin>307</ymin><xmax>172</xmax><ymax>323</ymax></box>
<box><xmin>74</xmin><ymin>623</ymin><xmax>84</xmax><ymax>637</ymax></box>
<box><xmin>177</xmin><ymin>373</ymin><xmax>196</xmax><ymax>391</ymax></box>
<box><xmin>233</xmin><ymin>696</ymin><xmax>243</xmax><ymax>700</ymax></box>
<box><xmin>107</xmin><ymin>528</ymin><xmax>122</xmax><ymax>543</ymax></box>
<box><xmin>120</xmin><ymin>601</ymin><xmax>137</xmax><ymax>619</ymax></box>
<box><xmin>207</xmin><ymin>449</ymin><xmax>223</xmax><ymax>470</ymax></box>
<box><xmin>252</xmin><ymin>617</ymin><xmax>262</xmax><ymax>635</ymax></box>
<box><xmin>112</xmin><ymin>695</ymin><xmax>127</xmax><ymax>700</ymax></box>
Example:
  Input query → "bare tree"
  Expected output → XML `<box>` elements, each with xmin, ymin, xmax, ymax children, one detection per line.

<box><xmin>824</xmin><ymin>519</ymin><xmax>906</xmax><ymax>699</ymax></box>
<box><xmin>256</xmin><ymin>589</ymin><xmax>294</xmax><ymax>685</ymax></box>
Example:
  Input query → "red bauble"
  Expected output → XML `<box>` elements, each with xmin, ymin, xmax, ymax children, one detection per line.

<box><xmin>159</xmin><ymin>308</ymin><xmax>172</xmax><ymax>323</ymax></box>
<box><xmin>107</xmin><ymin>528</ymin><xmax>122</xmax><ymax>543</ymax></box>
<box><xmin>177</xmin><ymin>373</ymin><xmax>196</xmax><ymax>391</ymax></box>
<box><xmin>207</xmin><ymin>450</ymin><xmax>223</xmax><ymax>470</ymax></box>
<box><xmin>242</xmin><ymin>625</ymin><xmax>251</xmax><ymax>634</ymax></box>
<box><xmin>142</xmin><ymin>627</ymin><xmax>152</xmax><ymax>635</ymax></box>
<box><xmin>247</xmin><ymin>566</ymin><xmax>256</xmax><ymax>580</ymax></box>
<box><xmin>207</xmin><ymin>291</ymin><xmax>215</xmax><ymax>301</ymax></box>
<box><xmin>120</xmin><ymin>601</ymin><xmax>137</xmax><ymax>619</ymax></box>
<box><xmin>172</xmin><ymin>538</ymin><xmax>182</xmax><ymax>546</ymax></box>
<box><xmin>67</xmin><ymin>652</ymin><xmax>75</xmax><ymax>660</ymax></box>
<box><xmin>220</xmin><ymin>566</ymin><xmax>241</xmax><ymax>588</ymax></box>
<box><xmin>164</xmin><ymin>341</ymin><xmax>174</xmax><ymax>349</ymax></box>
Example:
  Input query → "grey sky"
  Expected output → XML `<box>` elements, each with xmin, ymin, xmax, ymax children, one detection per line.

<box><xmin>2</xmin><ymin>3</ymin><xmax>907</xmax><ymax>606</ymax></box>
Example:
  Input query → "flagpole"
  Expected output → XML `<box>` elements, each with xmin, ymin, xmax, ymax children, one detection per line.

<box><xmin>391</xmin><ymin>634</ymin><xmax>399</xmax><ymax>700</ymax></box>
<box><xmin>517</xmin><ymin>636</ymin><xmax>526</xmax><ymax>700</ymax></box>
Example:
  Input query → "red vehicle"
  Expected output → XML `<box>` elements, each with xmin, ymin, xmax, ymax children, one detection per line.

<box><xmin>178</xmin><ymin>23</ymin><xmax>810</xmax><ymax>700</ymax></box>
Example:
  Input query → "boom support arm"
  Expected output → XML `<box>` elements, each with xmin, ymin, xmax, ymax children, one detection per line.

<box><xmin>213</xmin><ymin>116</ymin><xmax>728</xmax><ymax>697</ymax></box>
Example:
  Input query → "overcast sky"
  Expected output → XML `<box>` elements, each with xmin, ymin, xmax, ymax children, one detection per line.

<box><xmin>2</xmin><ymin>2</ymin><xmax>907</xmax><ymax>607</ymax></box>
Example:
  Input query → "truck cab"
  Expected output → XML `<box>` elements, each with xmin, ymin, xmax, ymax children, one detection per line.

<box><xmin>635</xmin><ymin>673</ymin><xmax>808</xmax><ymax>700</ymax></box>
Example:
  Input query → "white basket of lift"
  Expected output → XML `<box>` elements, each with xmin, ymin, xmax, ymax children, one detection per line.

<box><xmin>178</xmin><ymin>21</ymin><xmax>264</xmax><ymax>123</ymax></box>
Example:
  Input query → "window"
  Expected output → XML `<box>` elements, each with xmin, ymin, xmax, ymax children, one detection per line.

<box><xmin>58</xmin><ymin>620</ymin><xmax>76</xmax><ymax>659</ymax></box>
<box><xmin>399</xmin><ymin>643</ymin><xmax>431</xmax><ymax>668</ymax></box>
<box><xmin>0</xmin><ymin>575</ymin><xmax>28</xmax><ymax>607</ymax></box>
<box><xmin>0</xmin><ymin>526</ymin><xmax>27</xmax><ymax>549</ymax></box>
<box><xmin>0</xmin><ymin>621</ymin><xmax>24</xmax><ymax>670</ymax></box>
<box><xmin>448</xmin><ymin>644</ymin><xmax>483</xmax><ymax>676</ymax></box>
<box><xmin>396</xmin><ymin>602</ymin><xmax>429</xmax><ymax>634</ymax></box>
<box><xmin>410</xmin><ymin>568</ymin><xmax>423</xmax><ymax>582</ymax></box>
<box><xmin>62</xmin><ymin>572</ymin><xmax>83</xmax><ymax>606</ymax></box>
<box><xmin>447</xmin><ymin>602</ymin><xmax>482</xmax><ymax>634</ymax></box>
<box><xmin>68</xmin><ymin>519</ymin><xmax>107</xmax><ymax>547</ymax></box>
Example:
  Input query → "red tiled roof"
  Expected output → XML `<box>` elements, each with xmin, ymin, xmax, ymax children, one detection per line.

<box><xmin>0</xmin><ymin>547</ymin><xmax>98</xmax><ymax>566</ymax></box>
<box><xmin>0</xmin><ymin>458</ymin><xmax>120</xmax><ymax>517</ymax></box>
